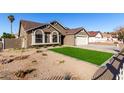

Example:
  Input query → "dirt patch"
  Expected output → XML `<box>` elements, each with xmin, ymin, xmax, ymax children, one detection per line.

<box><xmin>0</xmin><ymin>71</ymin><xmax>14</xmax><ymax>80</ymax></box>
<box><xmin>0</xmin><ymin>48</ymin><xmax>98</xmax><ymax>80</ymax></box>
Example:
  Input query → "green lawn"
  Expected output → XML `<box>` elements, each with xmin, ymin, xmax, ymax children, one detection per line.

<box><xmin>49</xmin><ymin>47</ymin><xmax>113</xmax><ymax>65</ymax></box>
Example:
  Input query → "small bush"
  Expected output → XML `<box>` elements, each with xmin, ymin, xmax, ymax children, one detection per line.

<box><xmin>59</xmin><ymin>60</ymin><xmax>65</xmax><ymax>64</ymax></box>
<box><xmin>42</xmin><ymin>53</ymin><xmax>47</xmax><ymax>56</ymax></box>
<box><xmin>114</xmin><ymin>42</ymin><xmax>118</xmax><ymax>44</ymax></box>
<box><xmin>15</xmin><ymin>69</ymin><xmax>36</xmax><ymax>78</ymax></box>
<box><xmin>35</xmin><ymin>47</ymin><xmax>40</xmax><ymax>49</ymax></box>
<box><xmin>32</xmin><ymin>60</ymin><xmax>37</xmax><ymax>63</ymax></box>
<box><xmin>43</xmin><ymin>45</ymin><xmax>47</xmax><ymax>48</ymax></box>
<box><xmin>36</xmin><ymin>50</ymin><xmax>42</xmax><ymax>53</ymax></box>
<box><xmin>52</xmin><ymin>45</ymin><xmax>56</xmax><ymax>47</ymax></box>
<box><xmin>64</xmin><ymin>73</ymin><xmax>72</xmax><ymax>80</ymax></box>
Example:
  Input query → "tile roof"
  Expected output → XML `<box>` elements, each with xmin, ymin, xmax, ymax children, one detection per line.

<box><xmin>65</xmin><ymin>27</ymin><xmax>84</xmax><ymax>35</ymax></box>
<box><xmin>88</xmin><ymin>31</ymin><xmax>100</xmax><ymax>37</ymax></box>
<box><xmin>20</xmin><ymin>20</ymin><xmax>86</xmax><ymax>36</ymax></box>
<box><xmin>20</xmin><ymin>20</ymin><xmax>46</xmax><ymax>31</ymax></box>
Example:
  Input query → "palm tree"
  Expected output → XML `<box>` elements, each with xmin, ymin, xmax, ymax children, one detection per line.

<box><xmin>8</xmin><ymin>15</ymin><xmax>15</xmax><ymax>34</ymax></box>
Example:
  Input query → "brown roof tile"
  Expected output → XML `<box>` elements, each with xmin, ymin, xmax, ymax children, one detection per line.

<box><xmin>65</xmin><ymin>27</ymin><xmax>83</xmax><ymax>35</ymax></box>
<box><xmin>20</xmin><ymin>20</ymin><xmax>46</xmax><ymax>31</ymax></box>
<box><xmin>20</xmin><ymin>20</ymin><xmax>87</xmax><ymax>36</ymax></box>
<box><xmin>88</xmin><ymin>31</ymin><xmax>100</xmax><ymax>37</ymax></box>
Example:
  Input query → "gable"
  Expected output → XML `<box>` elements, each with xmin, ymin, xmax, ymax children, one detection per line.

<box><xmin>18</xmin><ymin>23</ymin><xmax>27</xmax><ymax>37</ymax></box>
<box><xmin>51</xmin><ymin>22</ymin><xmax>66</xmax><ymax>31</ymax></box>
<box><xmin>42</xmin><ymin>25</ymin><xmax>60</xmax><ymax>34</ymax></box>
<box><xmin>76</xmin><ymin>30</ymin><xmax>88</xmax><ymax>36</ymax></box>
<box><xmin>96</xmin><ymin>33</ymin><xmax>102</xmax><ymax>37</ymax></box>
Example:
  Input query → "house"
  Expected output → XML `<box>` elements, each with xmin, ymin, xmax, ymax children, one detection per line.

<box><xmin>18</xmin><ymin>20</ymin><xmax>89</xmax><ymax>48</ymax></box>
<box><xmin>88</xmin><ymin>31</ymin><xmax>103</xmax><ymax>43</ymax></box>
<box><xmin>102</xmin><ymin>33</ymin><xmax>113</xmax><ymax>41</ymax></box>
<box><xmin>102</xmin><ymin>33</ymin><xmax>118</xmax><ymax>42</ymax></box>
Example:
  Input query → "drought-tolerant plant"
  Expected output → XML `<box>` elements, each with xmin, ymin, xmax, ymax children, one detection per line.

<box><xmin>36</xmin><ymin>50</ymin><xmax>43</xmax><ymax>53</ymax></box>
<box><xmin>64</xmin><ymin>73</ymin><xmax>72</xmax><ymax>80</ymax></box>
<box><xmin>42</xmin><ymin>53</ymin><xmax>47</xmax><ymax>56</ymax></box>
<box><xmin>59</xmin><ymin>60</ymin><xmax>65</xmax><ymax>64</ymax></box>
<box><xmin>15</xmin><ymin>68</ymin><xmax>36</xmax><ymax>78</ymax></box>
<box><xmin>32</xmin><ymin>60</ymin><xmax>37</xmax><ymax>63</ymax></box>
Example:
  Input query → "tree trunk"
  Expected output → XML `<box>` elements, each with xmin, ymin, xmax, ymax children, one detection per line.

<box><xmin>11</xmin><ymin>22</ymin><xmax>13</xmax><ymax>35</ymax></box>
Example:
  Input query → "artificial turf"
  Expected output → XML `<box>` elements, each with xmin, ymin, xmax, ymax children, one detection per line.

<box><xmin>49</xmin><ymin>47</ymin><xmax>113</xmax><ymax>65</ymax></box>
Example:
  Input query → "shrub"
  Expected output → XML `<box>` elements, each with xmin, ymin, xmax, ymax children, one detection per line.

<box><xmin>36</xmin><ymin>50</ymin><xmax>42</xmax><ymax>53</ymax></box>
<box><xmin>64</xmin><ymin>73</ymin><xmax>72</xmax><ymax>80</ymax></box>
<box><xmin>32</xmin><ymin>60</ymin><xmax>37</xmax><ymax>63</ymax></box>
<box><xmin>42</xmin><ymin>53</ymin><xmax>47</xmax><ymax>56</ymax></box>
<box><xmin>114</xmin><ymin>42</ymin><xmax>118</xmax><ymax>44</ymax></box>
<box><xmin>59</xmin><ymin>60</ymin><xmax>65</xmax><ymax>64</ymax></box>
<box><xmin>15</xmin><ymin>69</ymin><xmax>36</xmax><ymax>78</ymax></box>
<box><xmin>1</xmin><ymin>32</ymin><xmax>15</xmax><ymax>38</ymax></box>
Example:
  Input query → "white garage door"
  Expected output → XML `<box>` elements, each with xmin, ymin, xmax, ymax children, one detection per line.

<box><xmin>75</xmin><ymin>36</ymin><xmax>88</xmax><ymax>46</ymax></box>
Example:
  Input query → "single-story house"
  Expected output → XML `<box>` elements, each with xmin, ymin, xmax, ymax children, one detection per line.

<box><xmin>18</xmin><ymin>20</ymin><xmax>89</xmax><ymax>48</ymax></box>
<box><xmin>102</xmin><ymin>33</ymin><xmax>113</xmax><ymax>41</ymax></box>
<box><xmin>101</xmin><ymin>33</ymin><xmax>118</xmax><ymax>42</ymax></box>
<box><xmin>88</xmin><ymin>31</ymin><xmax>103</xmax><ymax>43</ymax></box>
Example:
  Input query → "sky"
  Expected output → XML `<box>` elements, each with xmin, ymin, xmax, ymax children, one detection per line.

<box><xmin>0</xmin><ymin>13</ymin><xmax>124</xmax><ymax>35</ymax></box>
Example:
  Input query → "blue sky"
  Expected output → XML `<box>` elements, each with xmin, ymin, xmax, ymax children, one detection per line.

<box><xmin>0</xmin><ymin>13</ymin><xmax>124</xmax><ymax>35</ymax></box>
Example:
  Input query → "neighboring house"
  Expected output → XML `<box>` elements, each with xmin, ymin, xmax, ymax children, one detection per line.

<box><xmin>18</xmin><ymin>20</ymin><xmax>89</xmax><ymax>48</ymax></box>
<box><xmin>88</xmin><ymin>31</ymin><xmax>103</xmax><ymax>43</ymax></box>
<box><xmin>102</xmin><ymin>33</ymin><xmax>113</xmax><ymax>41</ymax></box>
<box><xmin>102</xmin><ymin>33</ymin><xmax>118</xmax><ymax>42</ymax></box>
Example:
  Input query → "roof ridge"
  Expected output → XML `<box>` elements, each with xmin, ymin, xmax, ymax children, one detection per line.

<box><xmin>20</xmin><ymin>19</ymin><xmax>46</xmax><ymax>25</ymax></box>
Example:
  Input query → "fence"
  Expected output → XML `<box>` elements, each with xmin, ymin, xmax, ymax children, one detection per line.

<box><xmin>4</xmin><ymin>38</ymin><xmax>22</xmax><ymax>49</ymax></box>
<box><xmin>92</xmin><ymin>48</ymin><xmax>124</xmax><ymax>80</ymax></box>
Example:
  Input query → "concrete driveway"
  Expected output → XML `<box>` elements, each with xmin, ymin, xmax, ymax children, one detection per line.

<box><xmin>78</xmin><ymin>44</ymin><xmax>119</xmax><ymax>54</ymax></box>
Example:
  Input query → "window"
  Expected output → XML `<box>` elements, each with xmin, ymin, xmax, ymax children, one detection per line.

<box><xmin>45</xmin><ymin>33</ymin><xmax>50</xmax><ymax>43</ymax></box>
<box><xmin>35</xmin><ymin>30</ymin><xmax>44</xmax><ymax>43</ymax></box>
<box><xmin>52</xmin><ymin>32</ymin><xmax>58</xmax><ymax>43</ymax></box>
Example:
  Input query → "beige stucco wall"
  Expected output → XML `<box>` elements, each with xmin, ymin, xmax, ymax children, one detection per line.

<box><xmin>64</xmin><ymin>35</ymin><xmax>75</xmax><ymax>46</ymax></box>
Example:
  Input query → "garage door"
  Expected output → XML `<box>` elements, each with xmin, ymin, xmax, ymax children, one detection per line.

<box><xmin>75</xmin><ymin>36</ymin><xmax>88</xmax><ymax>45</ymax></box>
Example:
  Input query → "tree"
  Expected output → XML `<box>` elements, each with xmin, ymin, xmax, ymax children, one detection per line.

<box><xmin>1</xmin><ymin>32</ymin><xmax>15</xmax><ymax>38</ymax></box>
<box><xmin>8</xmin><ymin>15</ymin><xmax>15</xmax><ymax>35</ymax></box>
<box><xmin>115</xmin><ymin>27</ymin><xmax>124</xmax><ymax>43</ymax></box>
